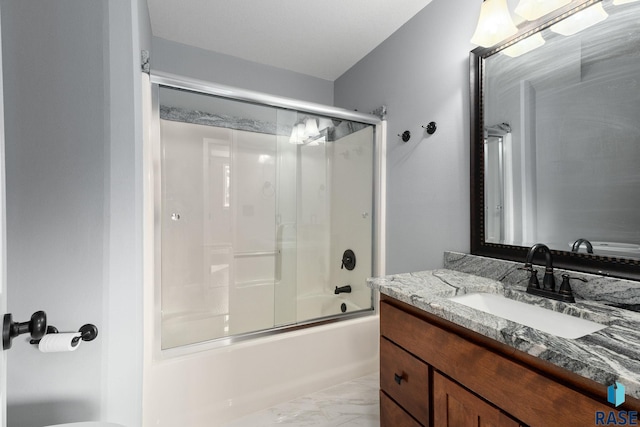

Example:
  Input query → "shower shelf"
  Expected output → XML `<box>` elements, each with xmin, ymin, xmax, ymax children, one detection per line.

<box><xmin>234</xmin><ymin>251</ymin><xmax>278</xmax><ymax>258</ymax></box>
<box><xmin>209</xmin><ymin>264</ymin><xmax>229</xmax><ymax>274</ymax></box>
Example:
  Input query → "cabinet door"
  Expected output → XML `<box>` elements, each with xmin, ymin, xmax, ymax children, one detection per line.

<box><xmin>381</xmin><ymin>391</ymin><xmax>423</xmax><ymax>427</ymax></box>
<box><xmin>434</xmin><ymin>372</ymin><xmax>521</xmax><ymax>427</ymax></box>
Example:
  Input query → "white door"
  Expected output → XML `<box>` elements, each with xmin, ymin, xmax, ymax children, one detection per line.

<box><xmin>0</xmin><ymin>2</ymin><xmax>7</xmax><ymax>426</ymax></box>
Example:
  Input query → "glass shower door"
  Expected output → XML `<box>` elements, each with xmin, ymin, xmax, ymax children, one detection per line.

<box><xmin>158</xmin><ymin>87</ymin><xmax>281</xmax><ymax>348</ymax></box>
<box><xmin>155</xmin><ymin>83</ymin><xmax>376</xmax><ymax>350</ymax></box>
<box><xmin>229</xmin><ymin>129</ymin><xmax>278</xmax><ymax>335</ymax></box>
<box><xmin>160</xmin><ymin>119</ymin><xmax>235</xmax><ymax>348</ymax></box>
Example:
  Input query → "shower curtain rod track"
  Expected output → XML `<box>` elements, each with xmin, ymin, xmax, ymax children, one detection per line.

<box><xmin>150</xmin><ymin>70</ymin><xmax>383</xmax><ymax>125</ymax></box>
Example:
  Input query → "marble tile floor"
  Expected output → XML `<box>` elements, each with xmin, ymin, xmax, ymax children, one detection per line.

<box><xmin>223</xmin><ymin>372</ymin><xmax>380</xmax><ymax>427</ymax></box>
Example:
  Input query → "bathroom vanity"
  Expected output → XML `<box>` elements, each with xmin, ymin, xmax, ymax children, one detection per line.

<box><xmin>370</xmin><ymin>256</ymin><xmax>640</xmax><ymax>427</ymax></box>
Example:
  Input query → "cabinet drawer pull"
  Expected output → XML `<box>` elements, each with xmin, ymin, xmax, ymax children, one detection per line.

<box><xmin>394</xmin><ymin>373</ymin><xmax>404</xmax><ymax>385</ymax></box>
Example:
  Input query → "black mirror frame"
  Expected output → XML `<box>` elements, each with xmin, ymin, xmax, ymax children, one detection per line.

<box><xmin>469</xmin><ymin>0</ymin><xmax>640</xmax><ymax>281</ymax></box>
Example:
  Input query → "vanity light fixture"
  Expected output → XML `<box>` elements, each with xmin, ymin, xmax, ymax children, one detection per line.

<box><xmin>550</xmin><ymin>2</ymin><xmax>608</xmax><ymax>36</ymax></box>
<box><xmin>289</xmin><ymin>121</ymin><xmax>307</xmax><ymax>144</ymax></box>
<box><xmin>514</xmin><ymin>0</ymin><xmax>571</xmax><ymax>21</ymax></box>
<box><xmin>290</xmin><ymin>117</ymin><xmax>325</xmax><ymax>145</ymax></box>
<box><xmin>302</xmin><ymin>117</ymin><xmax>319</xmax><ymax>139</ymax></box>
<box><xmin>317</xmin><ymin>117</ymin><xmax>334</xmax><ymax>132</ymax></box>
<box><xmin>501</xmin><ymin>32</ymin><xmax>546</xmax><ymax>57</ymax></box>
<box><xmin>471</xmin><ymin>0</ymin><xmax>519</xmax><ymax>47</ymax></box>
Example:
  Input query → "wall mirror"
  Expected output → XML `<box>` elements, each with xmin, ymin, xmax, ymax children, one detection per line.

<box><xmin>470</xmin><ymin>0</ymin><xmax>640</xmax><ymax>280</ymax></box>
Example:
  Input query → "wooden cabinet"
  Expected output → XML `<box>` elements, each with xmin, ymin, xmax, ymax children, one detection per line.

<box><xmin>379</xmin><ymin>296</ymin><xmax>639</xmax><ymax>427</ymax></box>
<box><xmin>380</xmin><ymin>391</ymin><xmax>423</xmax><ymax>427</ymax></box>
<box><xmin>433</xmin><ymin>372</ymin><xmax>519</xmax><ymax>427</ymax></box>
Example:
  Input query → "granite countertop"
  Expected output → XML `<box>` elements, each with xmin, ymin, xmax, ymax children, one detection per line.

<box><xmin>368</xmin><ymin>268</ymin><xmax>640</xmax><ymax>399</ymax></box>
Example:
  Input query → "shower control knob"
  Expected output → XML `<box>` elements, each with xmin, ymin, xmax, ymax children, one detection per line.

<box><xmin>341</xmin><ymin>249</ymin><xmax>356</xmax><ymax>271</ymax></box>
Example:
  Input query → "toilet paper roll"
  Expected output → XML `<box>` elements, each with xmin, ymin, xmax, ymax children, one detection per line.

<box><xmin>38</xmin><ymin>332</ymin><xmax>82</xmax><ymax>353</ymax></box>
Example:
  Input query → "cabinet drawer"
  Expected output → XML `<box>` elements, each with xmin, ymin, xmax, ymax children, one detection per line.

<box><xmin>381</xmin><ymin>390</ymin><xmax>423</xmax><ymax>427</ymax></box>
<box><xmin>380</xmin><ymin>337</ymin><xmax>430</xmax><ymax>426</ymax></box>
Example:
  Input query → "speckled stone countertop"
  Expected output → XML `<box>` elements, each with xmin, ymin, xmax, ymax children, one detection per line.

<box><xmin>368</xmin><ymin>266</ymin><xmax>640</xmax><ymax>399</ymax></box>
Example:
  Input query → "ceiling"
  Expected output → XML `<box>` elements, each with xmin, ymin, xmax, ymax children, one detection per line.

<box><xmin>147</xmin><ymin>0</ymin><xmax>434</xmax><ymax>81</ymax></box>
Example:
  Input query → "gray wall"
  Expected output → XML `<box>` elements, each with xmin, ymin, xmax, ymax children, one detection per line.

<box><xmin>1</xmin><ymin>0</ymin><xmax>147</xmax><ymax>426</ymax></box>
<box><xmin>2</xmin><ymin>1</ymin><xmax>105</xmax><ymax>425</ymax></box>
<box><xmin>102</xmin><ymin>0</ymin><xmax>147</xmax><ymax>425</ymax></box>
<box><xmin>138</xmin><ymin>0</ymin><xmax>152</xmax><ymax>54</ymax></box>
<box><xmin>334</xmin><ymin>0</ymin><xmax>480</xmax><ymax>273</ymax></box>
<box><xmin>152</xmin><ymin>36</ymin><xmax>334</xmax><ymax>105</ymax></box>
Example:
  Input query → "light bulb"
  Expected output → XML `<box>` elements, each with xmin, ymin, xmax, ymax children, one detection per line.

<box><xmin>550</xmin><ymin>3</ymin><xmax>608</xmax><ymax>36</ymax></box>
<box><xmin>303</xmin><ymin>118</ymin><xmax>319</xmax><ymax>139</ymax></box>
<box><xmin>471</xmin><ymin>0</ymin><xmax>519</xmax><ymax>47</ymax></box>
<box><xmin>289</xmin><ymin>122</ymin><xmax>306</xmax><ymax>144</ymax></box>
<box><xmin>515</xmin><ymin>0</ymin><xmax>571</xmax><ymax>21</ymax></box>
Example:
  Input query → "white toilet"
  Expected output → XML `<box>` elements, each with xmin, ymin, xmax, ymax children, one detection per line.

<box><xmin>44</xmin><ymin>423</ymin><xmax>125</xmax><ymax>427</ymax></box>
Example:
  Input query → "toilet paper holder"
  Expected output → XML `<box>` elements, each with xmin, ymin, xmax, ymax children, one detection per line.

<box><xmin>1</xmin><ymin>310</ymin><xmax>99</xmax><ymax>350</ymax></box>
<box><xmin>2</xmin><ymin>311</ymin><xmax>47</xmax><ymax>350</ymax></box>
<box><xmin>29</xmin><ymin>323</ymin><xmax>98</xmax><ymax>347</ymax></box>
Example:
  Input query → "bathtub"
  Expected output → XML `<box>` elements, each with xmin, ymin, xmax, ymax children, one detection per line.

<box><xmin>142</xmin><ymin>74</ymin><xmax>386</xmax><ymax>427</ymax></box>
<box><xmin>143</xmin><ymin>313</ymin><xmax>379</xmax><ymax>426</ymax></box>
<box><xmin>296</xmin><ymin>292</ymin><xmax>367</xmax><ymax>320</ymax></box>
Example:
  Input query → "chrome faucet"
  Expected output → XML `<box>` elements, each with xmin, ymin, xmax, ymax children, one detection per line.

<box><xmin>571</xmin><ymin>238</ymin><xmax>594</xmax><ymax>254</ymax></box>
<box><xmin>522</xmin><ymin>243</ymin><xmax>578</xmax><ymax>303</ymax></box>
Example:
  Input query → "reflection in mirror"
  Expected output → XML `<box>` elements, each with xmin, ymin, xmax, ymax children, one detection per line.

<box><xmin>473</xmin><ymin>0</ymin><xmax>640</xmax><ymax>278</ymax></box>
<box><xmin>484</xmin><ymin>123</ymin><xmax>511</xmax><ymax>244</ymax></box>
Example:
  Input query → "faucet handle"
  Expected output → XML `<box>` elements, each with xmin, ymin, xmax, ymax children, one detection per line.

<box><xmin>560</xmin><ymin>273</ymin><xmax>587</xmax><ymax>284</ymax></box>
<box><xmin>565</xmin><ymin>273</ymin><xmax>587</xmax><ymax>281</ymax></box>
<box><xmin>558</xmin><ymin>274</ymin><xmax>586</xmax><ymax>300</ymax></box>
<box><xmin>529</xmin><ymin>269</ymin><xmax>540</xmax><ymax>289</ymax></box>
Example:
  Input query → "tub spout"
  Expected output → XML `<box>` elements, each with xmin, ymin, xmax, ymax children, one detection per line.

<box><xmin>334</xmin><ymin>285</ymin><xmax>352</xmax><ymax>294</ymax></box>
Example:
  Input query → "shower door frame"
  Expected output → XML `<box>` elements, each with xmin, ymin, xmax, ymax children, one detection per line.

<box><xmin>148</xmin><ymin>71</ymin><xmax>386</xmax><ymax>358</ymax></box>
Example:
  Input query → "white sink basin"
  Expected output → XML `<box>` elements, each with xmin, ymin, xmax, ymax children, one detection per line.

<box><xmin>448</xmin><ymin>293</ymin><xmax>607</xmax><ymax>339</ymax></box>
